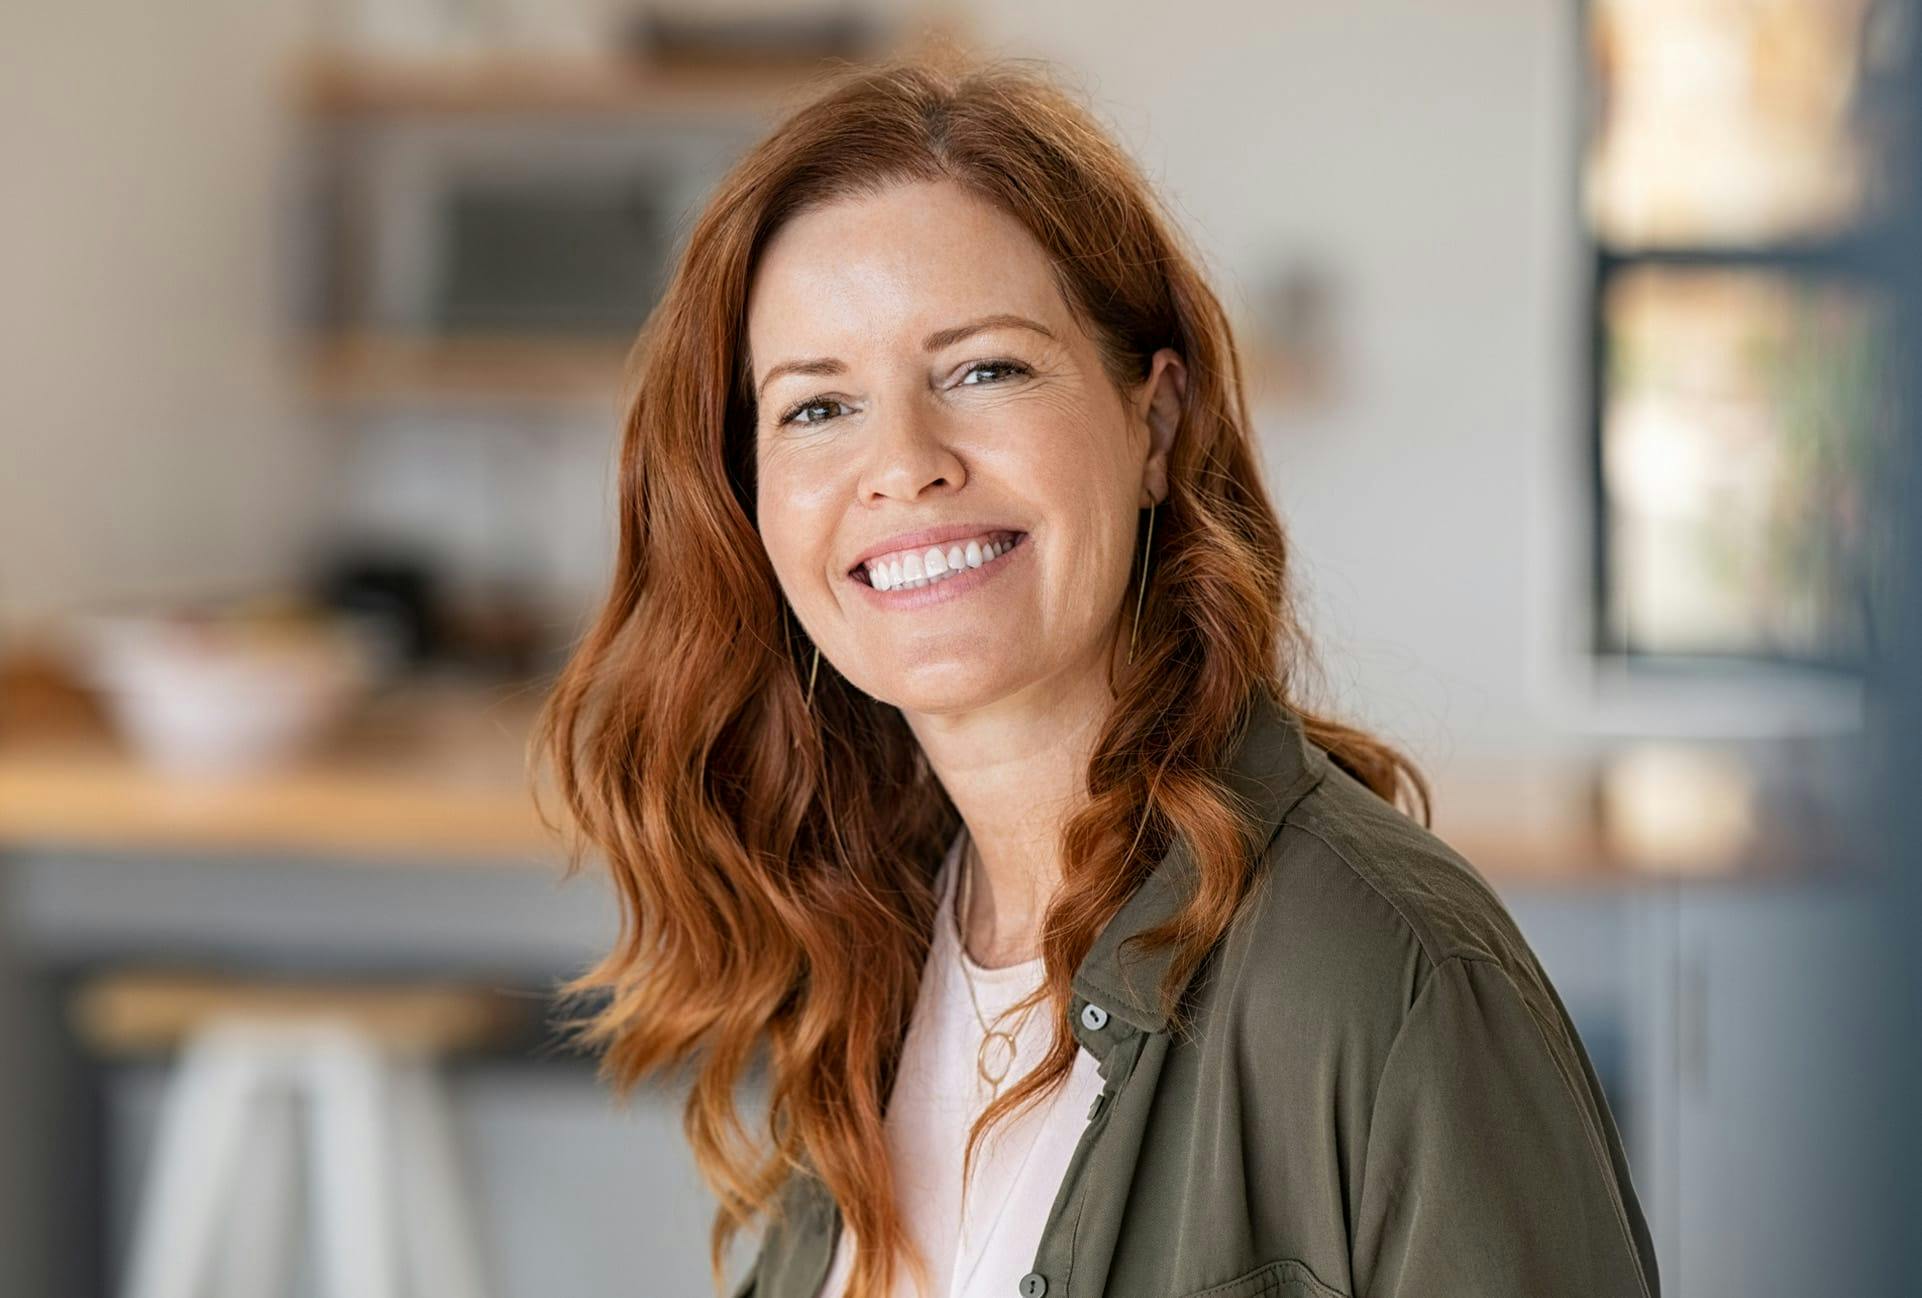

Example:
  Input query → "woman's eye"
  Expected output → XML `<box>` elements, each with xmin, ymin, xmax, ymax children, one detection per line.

<box><xmin>960</xmin><ymin>359</ymin><xmax>1031</xmax><ymax>386</ymax></box>
<box><xmin>775</xmin><ymin>360</ymin><xmax>1028</xmax><ymax>426</ymax></box>
<box><xmin>779</xmin><ymin>397</ymin><xmax>848</xmax><ymax>427</ymax></box>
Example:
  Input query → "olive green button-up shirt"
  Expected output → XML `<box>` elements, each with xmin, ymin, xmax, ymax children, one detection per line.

<box><xmin>733</xmin><ymin>690</ymin><xmax>1662</xmax><ymax>1298</ymax></box>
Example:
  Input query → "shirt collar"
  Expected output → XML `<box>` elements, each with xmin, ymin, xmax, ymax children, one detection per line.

<box><xmin>1068</xmin><ymin>686</ymin><xmax>1329</xmax><ymax>1054</ymax></box>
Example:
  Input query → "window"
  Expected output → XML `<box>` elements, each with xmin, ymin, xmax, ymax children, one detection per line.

<box><xmin>1580</xmin><ymin>0</ymin><xmax>1909</xmax><ymax>673</ymax></box>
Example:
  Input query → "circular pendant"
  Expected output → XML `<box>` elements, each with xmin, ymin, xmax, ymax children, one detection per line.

<box><xmin>977</xmin><ymin>1028</ymin><xmax>1018</xmax><ymax>1087</ymax></box>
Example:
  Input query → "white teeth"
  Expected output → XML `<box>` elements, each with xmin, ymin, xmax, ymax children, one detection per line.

<box><xmin>862</xmin><ymin>531</ymin><xmax>1019</xmax><ymax>589</ymax></box>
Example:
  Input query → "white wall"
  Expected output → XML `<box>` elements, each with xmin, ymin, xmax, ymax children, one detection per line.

<box><xmin>0</xmin><ymin>0</ymin><xmax>329</xmax><ymax>635</ymax></box>
<box><xmin>961</xmin><ymin>0</ymin><xmax>1593</xmax><ymax>776</ymax></box>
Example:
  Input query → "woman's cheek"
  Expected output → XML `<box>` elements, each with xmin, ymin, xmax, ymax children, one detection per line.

<box><xmin>755</xmin><ymin>476</ymin><xmax>811</xmax><ymax>604</ymax></box>
<box><xmin>762</xmin><ymin>503</ymin><xmax>839</xmax><ymax>619</ymax></box>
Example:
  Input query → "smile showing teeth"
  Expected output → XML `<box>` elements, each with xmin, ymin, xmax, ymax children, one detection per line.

<box><xmin>862</xmin><ymin>531</ymin><xmax>1021</xmax><ymax>592</ymax></box>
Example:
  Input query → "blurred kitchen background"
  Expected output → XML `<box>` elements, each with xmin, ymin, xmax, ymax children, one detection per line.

<box><xmin>1</xmin><ymin>0</ymin><xmax>1918</xmax><ymax>1295</ymax></box>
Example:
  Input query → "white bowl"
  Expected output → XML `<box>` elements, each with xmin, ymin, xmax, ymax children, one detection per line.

<box><xmin>70</xmin><ymin>610</ymin><xmax>383</xmax><ymax>778</ymax></box>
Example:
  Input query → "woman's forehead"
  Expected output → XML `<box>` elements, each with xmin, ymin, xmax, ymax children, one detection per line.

<box><xmin>745</xmin><ymin>182</ymin><xmax>1071</xmax><ymax>359</ymax></box>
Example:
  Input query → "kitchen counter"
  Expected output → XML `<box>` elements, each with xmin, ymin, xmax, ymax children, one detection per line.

<box><xmin>0</xmin><ymin>671</ymin><xmax>564</xmax><ymax>865</ymax></box>
<box><xmin>0</xmin><ymin>653</ymin><xmax>1862</xmax><ymax>884</ymax></box>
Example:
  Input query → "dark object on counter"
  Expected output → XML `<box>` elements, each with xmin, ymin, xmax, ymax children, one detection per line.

<box><xmin>311</xmin><ymin>550</ymin><xmax>445</xmax><ymax>669</ymax></box>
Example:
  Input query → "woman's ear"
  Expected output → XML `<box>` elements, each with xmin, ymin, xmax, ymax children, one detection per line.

<box><xmin>1137</xmin><ymin>347</ymin><xmax>1187</xmax><ymax>507</ymax></box>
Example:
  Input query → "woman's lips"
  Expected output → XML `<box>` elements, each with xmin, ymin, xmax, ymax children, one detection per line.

<box><xmin>851</xmin><ymin>531</ymin><xmax>1030</xmax><ymax>608</ymax></box>
<box><xmin>851</xmin><ymin>529</ymin><xmax>1023</xmax><ymax>587</ymax></box>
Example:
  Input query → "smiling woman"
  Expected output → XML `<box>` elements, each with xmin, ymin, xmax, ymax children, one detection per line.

<box><xmin>531</xmin><ymin>49</ymin><xmax>1659</xmax><ymax>1298</ymax></box>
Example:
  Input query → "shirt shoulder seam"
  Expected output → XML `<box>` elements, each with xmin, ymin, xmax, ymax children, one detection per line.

<box><xmin>1278</xmin><ymin>812</ymin><xmax>1464</xmax><ymax>976</ymax></box>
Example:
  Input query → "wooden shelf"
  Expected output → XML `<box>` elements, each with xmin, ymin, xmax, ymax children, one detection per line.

<box><xmin>287</xmin><ymin>14</ymin><xmax>970</xmax><ymax>122</ymax></box>
<box><xmin>304</xmin><ymin>332</ymin><xmax>636</xmax><ymax>407</ymax></box>
<box><xmin>293</xmin><ymin>49</ymin><xmax>846</xmax><ymax>119</ymax></box>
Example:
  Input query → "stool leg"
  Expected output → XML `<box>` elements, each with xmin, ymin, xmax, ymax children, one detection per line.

<box><xmin>390</xmin><ymin>1059</ymin><xmax>490</xmax><ymax>1298</ymax></box>
<box><xmin>303</xmin><ymin>1026</ymin><xmax>401</xmax><ymax>1298</ymax></box>
<box><xmin>119</xmin><ymin>1026</ymin><xmax>273</xmax><ymax>1298</ymax></box>
<box><xmin>209</xmin><ymin>1076</ymin><xmax>301</xmax><ymax>1298</ymax></box>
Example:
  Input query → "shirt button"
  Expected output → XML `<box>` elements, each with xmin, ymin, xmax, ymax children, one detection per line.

<box><xmin>1080</xmin><ymin>1002</ymin><xmax>1109</xmax><ymax>1031</ymax></box>
<box><xmin>1018</xmin><ymin>1273</ymin><xmax>1048</xmax><ymax>1297</ymax></box>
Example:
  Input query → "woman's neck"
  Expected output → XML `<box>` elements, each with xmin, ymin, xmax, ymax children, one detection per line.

<box><xmin>908</xmin><ymin>659</ymin><xmax>1117</xmax><ymax>969</ymax></box>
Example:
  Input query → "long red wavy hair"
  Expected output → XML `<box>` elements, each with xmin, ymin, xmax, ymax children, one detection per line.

<box><xmin>530</xmin><ymin>49</ymin><xmax>1430</xmax><ymax>1298</ymax></box>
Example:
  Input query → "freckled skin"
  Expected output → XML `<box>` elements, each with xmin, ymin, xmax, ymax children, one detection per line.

<box><xmin>747</xmin><ymin>179</ymin><xmax>1182</xmax><ymax>721</ymax></box>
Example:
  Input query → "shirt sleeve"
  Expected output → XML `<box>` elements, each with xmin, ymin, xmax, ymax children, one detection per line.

<box><xmin>1350</xmin><ymin>954</ymin><xmax>1659</xmax><ymax>1298</ymax></box>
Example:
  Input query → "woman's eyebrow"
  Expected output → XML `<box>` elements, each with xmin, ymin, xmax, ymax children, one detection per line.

<box><xmin>755</xmin><ymin>313</ymin><xmax>1056</xmax><ymax>401</ymax></box>
<box><xmin>921</xmin><ymin>312</ymin><xmax>1056</xmax><ymax>352</ymax></box>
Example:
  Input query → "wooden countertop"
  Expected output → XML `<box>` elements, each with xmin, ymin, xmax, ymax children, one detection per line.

<box><xmin>0</xmin><ymin>653</ymin><xmax>1847</xmax><ymax>883</ymax></box>
<box><xmin>0</xmin><ymin>671</ymin><xmax>566</xmax><ymax>865</ymax></box>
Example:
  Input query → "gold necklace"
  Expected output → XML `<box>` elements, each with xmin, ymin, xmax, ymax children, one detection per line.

<box><xmin>952</xmin><ymin>829</ymin><xmax>1038</xmax><ymax>1105</ymax></box>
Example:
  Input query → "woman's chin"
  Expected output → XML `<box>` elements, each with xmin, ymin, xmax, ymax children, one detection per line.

<box><xmin>871</xmin><ymin>664</ymin><xmax>1035</xmax><ymax>718</ymax></box>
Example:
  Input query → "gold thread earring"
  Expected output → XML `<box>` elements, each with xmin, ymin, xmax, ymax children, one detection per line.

<box><xmin>784</xmin><ymin>605</ymin><xmax>822</xmax><ymax>713</ymax></box>
<box><xmin>1128</xmin><ymin>497</ymin><xmax>1156</xmax><ymax>666</ymax></box>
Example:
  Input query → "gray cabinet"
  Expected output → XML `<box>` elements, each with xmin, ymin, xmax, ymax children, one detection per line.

<box><xmin>1507</xmin><ymin>878</ymin><xmax>1900</xmax><ymax>1297</ymax></box>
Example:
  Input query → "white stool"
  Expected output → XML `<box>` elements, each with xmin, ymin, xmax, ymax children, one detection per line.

<box><xmin>70</xmin><ymin>972</ymin><xmax>525</xmax><ymax>1298</ymax></box>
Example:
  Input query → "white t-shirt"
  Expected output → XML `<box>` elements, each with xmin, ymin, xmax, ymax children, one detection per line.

<box><xmin>813</xmin><ymin>827</ymin><xmax>1107</xmax><ymax>1298</ymax></box>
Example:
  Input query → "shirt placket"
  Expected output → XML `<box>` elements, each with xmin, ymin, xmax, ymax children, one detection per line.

<box><xmin>1007</xmin><ymin>989</ymin><xmax>1156</xmax><ymax>1298</ymax></box>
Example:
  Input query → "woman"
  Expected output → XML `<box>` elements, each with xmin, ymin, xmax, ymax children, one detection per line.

<box><xmin>533</xmin><ymin>51</ymin><xmax>1661</xmax><ymax>1298</ymax></box>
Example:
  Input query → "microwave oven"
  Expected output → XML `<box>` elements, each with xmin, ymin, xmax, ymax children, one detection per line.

<box><xmin>299</xmin><ymin>114</ymin><xmax>750</xmax><ymax>337</ymax></box>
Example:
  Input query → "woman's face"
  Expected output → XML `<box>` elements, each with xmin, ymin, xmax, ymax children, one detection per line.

<box><xmin>747</xmin><ymin>179</ymin><xmax>1182</xmax><ymax>716</ymax></box>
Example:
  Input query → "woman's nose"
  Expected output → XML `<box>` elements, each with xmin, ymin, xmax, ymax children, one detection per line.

<box><xmin>855</xmin><ymin>400</ymin><xmax>966</xmax><ymax>503</ymax></box>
